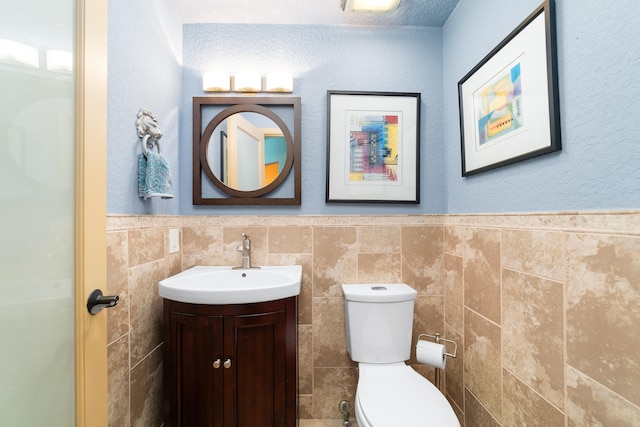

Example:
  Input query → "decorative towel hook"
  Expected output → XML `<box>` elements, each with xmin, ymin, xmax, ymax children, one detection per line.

<box><xmin>136</xmin><ymin>108</ymin><xmax>163</xmax><ymax>157</ymax></box>
<box><xmin>136</xmin><ymin>108</ymin><xmax>174</xmax><ymax>199</ymax></box>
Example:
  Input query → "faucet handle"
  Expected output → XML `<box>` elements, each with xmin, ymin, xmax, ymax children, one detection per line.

<box><xmin>241</xmin><ymin>233</ymin><xmax>251</xmax><ymax>250</ymax></box>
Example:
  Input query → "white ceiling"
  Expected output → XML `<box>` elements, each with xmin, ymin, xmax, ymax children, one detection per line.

<box><xmin>1</xmin><ymin>0</ymin><xmax>459</xmax><ymax>54</ymax></box>
<box><xmin>170</xmin><ymin>0</ymin><xmax>460</xmax><ymax>27</ymax></box>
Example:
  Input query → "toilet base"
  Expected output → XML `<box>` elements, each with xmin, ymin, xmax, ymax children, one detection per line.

<box><xmin>354</xmin><ymin>398</ymin><xmax>368</xmax><ymax>427</ymax></box>
<box><xmin>354</xmin><ymin>362</ymin><xmax>460</xmax><ymax>426</ymax></box>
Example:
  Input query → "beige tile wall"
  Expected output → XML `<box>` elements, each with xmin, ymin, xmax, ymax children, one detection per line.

<box><xmin>106</xmin><ymin>211</ymin><xmax>640</xmax><ymax>426</ymax></box>
<box><xmin>443</xmin><ymin>211</ymin><xmax>640</xmax><ymax>426</ymax></box>
<box><xmin>106</xmin><ymin>216</ymin><xmax>182</xmax><ymax>427</ymax></box>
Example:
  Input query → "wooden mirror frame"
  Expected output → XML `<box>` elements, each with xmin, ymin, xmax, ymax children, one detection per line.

<box><xmin>193</xmin><ymin>96</ymin><xmax>301</xmax><ymax>205</ymax></box>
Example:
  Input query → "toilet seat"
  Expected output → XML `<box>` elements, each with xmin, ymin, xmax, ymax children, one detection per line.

<box><xmin>355</xmin><ymin>363</ymin><xmax>460</xmax><ymax>427</ymax></box>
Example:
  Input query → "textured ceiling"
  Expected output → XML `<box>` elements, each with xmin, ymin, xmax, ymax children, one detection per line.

<box><xmin>1</xmin><ymin>0</ymin><xmax>460</xmax><ymax>53</ymax></box>
<box><xmin>171</xmin><ymin>0</ymin><xmax>460</xmax><ymax>27</ymax></box>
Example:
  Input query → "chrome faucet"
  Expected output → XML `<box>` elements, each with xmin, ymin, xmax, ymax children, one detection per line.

<box><xmin>233</xmin><ymin>233</ymin><xmax>259</xmax><ymax>269</ymax></box>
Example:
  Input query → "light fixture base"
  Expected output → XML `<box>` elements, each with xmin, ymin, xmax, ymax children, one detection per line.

<box><xmin>233</xmin><ymin>71</ymin><xmax>262</xmax><ymax>93</ymax></box>
<box><xmin>266</xmin><ymin>72</ymin><xmax>294</xmax><ymax>93</ymax></box>
<box><xmin>203</xmin><ymin>71</ymin><xmax>230</xmax><ymax>92</ymax></box>
<box><xmin>341</xmin><ymin>0</ymin><xmax>401</xmax><ymax>12</ymax></box>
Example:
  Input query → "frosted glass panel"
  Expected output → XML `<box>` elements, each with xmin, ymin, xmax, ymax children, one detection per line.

<box><xmin>0</xmin><ymin>0</ymin><xmax>76</xmax><ymax>425</ymax></box>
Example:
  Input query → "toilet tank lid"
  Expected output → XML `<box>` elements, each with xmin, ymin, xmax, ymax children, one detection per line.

<box><xmin>342</xmin><ymin>284</ymin><xmax>417</xmax><ymax>302</ymax></box>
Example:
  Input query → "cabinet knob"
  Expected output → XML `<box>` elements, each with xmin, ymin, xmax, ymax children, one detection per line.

<box><xmin>223</xmin><ymin>359</ymin><xmax>232</xmax><ymax>369</ymax></box>
<box><xmin>213</xmin><ymin>359</ymin><xmax>221</xmax><ymax>369</ymax></box>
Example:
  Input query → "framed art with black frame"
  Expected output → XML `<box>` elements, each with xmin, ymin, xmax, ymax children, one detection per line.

<box><xmin>458</xmin><ymin>0</ymin><xmax>561</xmax><ymax>176</ymax></box>
<box><xmin>326</xmin><ymin>90</ymin><xmax>421</xmax><ymax>203</ymax></box>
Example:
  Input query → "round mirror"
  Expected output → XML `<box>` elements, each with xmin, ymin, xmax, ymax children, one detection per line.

<box><xmin>200</xmin><ymin>104</ymin><xmax>294</xmax><ymax>198</ymax></box>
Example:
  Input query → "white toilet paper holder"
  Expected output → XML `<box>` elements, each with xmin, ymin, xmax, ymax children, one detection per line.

<box><xmin>417</xmin><ymin>333</ymin><xmax>457</xmax><ymax>359</ymax></box>
<box><xmin>417</xmin><ymin>333</ymin><xmax>458</xmax><ymax>391</ymax></box>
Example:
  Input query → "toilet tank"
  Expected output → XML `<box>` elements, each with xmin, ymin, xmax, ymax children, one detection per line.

<box><xmin>342</xmin><ymin>284</ymin><xmax>417</xmax><ymax>363</ymax></box>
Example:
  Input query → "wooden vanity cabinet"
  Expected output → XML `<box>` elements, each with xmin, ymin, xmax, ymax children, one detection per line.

<box><xmin>163</xmin><ymin>296</ymin><xmax>297</xmax><ymax>427</ymax></box>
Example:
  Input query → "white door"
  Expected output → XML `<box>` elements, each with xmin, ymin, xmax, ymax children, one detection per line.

<box><xmin>227</xmin><ymin>113</ymin><xmax>267</xmax><ymax>190</ymax></box>
<box><xmin>0</xmin><ymin>0</ymin><xmax>108</xmax><ymax>425</ymax></box>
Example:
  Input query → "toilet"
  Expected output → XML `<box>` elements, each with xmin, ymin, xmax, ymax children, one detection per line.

<box><xmin>342</xmin><ymin>283</ymin><xmax>460</xmax><ymax>426</ymax></box>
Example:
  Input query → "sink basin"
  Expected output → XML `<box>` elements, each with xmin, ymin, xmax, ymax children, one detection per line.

<box><xmin>158</xmin><ymin>265</ymin><xmax>302</xmax><ymax>304</ymax></box>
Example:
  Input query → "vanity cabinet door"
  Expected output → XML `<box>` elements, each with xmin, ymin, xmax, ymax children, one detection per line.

<box><xmin>224</xmin><ymin>309</ymin><xmax>288</xmax><ymax>427</ymax></box>
<box><xmin>164</xmin><ymin>297</ymin><xmax>297</xmax><ymax>427</ymax></box>
<box><xmin>164</xmin><ymin>310</ymin><xmax>224</xmax><ymax>427</ymax></box>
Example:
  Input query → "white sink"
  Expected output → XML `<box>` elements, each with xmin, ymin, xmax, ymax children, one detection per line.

<box><xmin>158</xmin><ymin>265</ymin><xmax>302</xmax><ymax>304</ymax></box>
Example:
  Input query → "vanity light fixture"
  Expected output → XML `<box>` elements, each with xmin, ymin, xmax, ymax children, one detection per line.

<box><xmin>233</xmin><ymin>71</ymin><xmax>262</xmax><ymax>92</ymax></box>
<box><xmin>266</xmin><ymin>72</ymin><xmax>293</xmax><ymax>93</ymax></box>
<box><xmin>203</xmin><ymin>71</ymin><xmax>294</xmax><ymax>93</ymax></box>
<box><xmin>341</xmin><ymin>0</ymin><xmax>401</xmax><ymax>12</ymax></box>
<box><xmin>203</xmin><ymin>71</ymin><xmax>231</xmax><ymax>92</ymax></box>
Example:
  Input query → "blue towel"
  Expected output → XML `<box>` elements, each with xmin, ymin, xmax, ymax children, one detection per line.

<box><xmin>138</xmin><ymin>151</ymin><xmax>174</xmax><ymax>199</ymax></box>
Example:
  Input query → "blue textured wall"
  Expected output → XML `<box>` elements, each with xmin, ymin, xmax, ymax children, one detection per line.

<box><xmin>107</xmin><ymin>0</ymin><xmax>182</xmax><ymax>215</ymax></box>
<box><xmin>443</xmin><ymin>0</ymin><xmax>640</xmax><ymax>213</ymax></box>
<box><xmin>107</xmin><ymin>0</ymin><xmax>640</xmax><ymax>215</ymax></box>
<box><xmin>180</xmin><ymin>24</ymin><xmax>444</xmax><ymax>215</ymax></box>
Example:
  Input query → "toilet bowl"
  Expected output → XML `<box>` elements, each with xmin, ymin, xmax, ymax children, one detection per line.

<box><xmin>342</xmin><ymin>283</ymin><xmax>460</xmax><ymax>426</ymax></box>
<box><xmin>354</xmin><ymin>363</ymin><xmax>459</xmax><ymax>426</ymax></box>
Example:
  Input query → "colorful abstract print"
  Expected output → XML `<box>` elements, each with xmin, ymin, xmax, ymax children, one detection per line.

<box><xmin>348</xmin><ymin>114</ymin><xmax>399</xmax><ymax>182</ymax></box>
<box><xmin>476</xmin><ymin>62</ymin><xmax>523</xmax><ymax>146</ymax></box>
